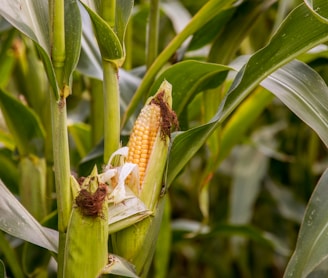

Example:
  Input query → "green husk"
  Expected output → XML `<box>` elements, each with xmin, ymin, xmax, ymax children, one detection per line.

<box><xmin>63</xmin><ymin>167</ymin><xmax>108</xmax><ymax>277</ymax></box>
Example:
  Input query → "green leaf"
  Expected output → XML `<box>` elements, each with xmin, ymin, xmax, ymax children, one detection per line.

<box><xmin>167</xmin><ymin>3</ymin><xmax>328</xmax><ymax>186</ymax></box>
<box><xmin>80</xmin><ymin>0</ymin><xmax>134</xmax><ymax>65</ymax></box>
<box><xmin>0</xmin><ymin>89</ymin><xmax>45</xmax><ymax>156</ymax></box>
<box><xmin>0</xmin><ymin>0</ymin><xmax>82</xmax><ymax>98</ymax></box>
<box><xmin>188</xmin><ymin>8</ymin><xmax>234</xmax><ymax>51</ymax></box>
<box><xmin>284</xmin><ymin>168</ymin><xmax>328</xmax><ymax>277</ymax></box>
<box><xmin>221</xmin><ymin>3</ymin><xmax>328</xmax><ymax>122</ymax></box>
<box><xmin>78</xmin><ymin>6</ymin><xmax>103</xmax><ymax>80</ymax></box>
<box><xmin>62</xmin><ymin>0</ymin><xmax>82</xmax><ymax>88</ymax></box>
<box><xmin>115</xmin><ymin>0</ymin><xmax>134</xmax><ymax>46</ymax></box>
<box><xmin>122</xmin><ymin>0</ymin><xmax>238</xmax><ymax>127</ymax></box>
<box><xmin>0</xmin><ymin>180</ymin><xmax>58</xmax><ymax>253</ymax></box>
<box><xmin>149</xmin><ymin>60</ymin><xmax>231</xmax><ymax>115</ymax></box>
<box><xmin>168</xmin><ymin>58</ymin><xmax>328</xmax><ymax>185</ymax></box>
<box><xmin>218</xmin><ymin>87</ymin><xmax>274</xmax><ymax>162</ymax></box>
<box><xmin>261</xmin><ymin>60</ymin><xmax>328</xmax><ymax>147</ymax></box>
<box><xmin>304</xmin><ymin>0</ymin><xmax>328</xmax><ymax>23</ymax></box>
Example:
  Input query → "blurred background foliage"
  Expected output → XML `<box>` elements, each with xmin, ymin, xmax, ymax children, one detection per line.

<box><xmin>0</xmin><ymin>0</ymin><xmax>328</xmax><ymax>277</ymax></box>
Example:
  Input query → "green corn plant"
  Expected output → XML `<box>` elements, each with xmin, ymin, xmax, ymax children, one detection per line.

<box><xmin>1</xmin><ymin>1</ymin><xmax>328</xmax><ymax>277</ymax></box>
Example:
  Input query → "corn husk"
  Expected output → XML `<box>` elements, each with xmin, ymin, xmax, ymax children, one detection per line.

<box><xmin>63</xmin><ymin>167</ymin><xmax>108</xmax><ymax>278</ymax></box>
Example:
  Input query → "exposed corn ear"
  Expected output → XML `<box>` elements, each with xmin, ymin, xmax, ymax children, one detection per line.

<box><xmin>112</xmin><ymin>80</ymin><xmax>178</xmax><ymax>277</ymax></box>
<box><xmin>64</xmin><ymin>166</ymin><xmax>108</xmax><ymax>277</ymax></box>
<box><xmin>126</xmin><ymin>102</ymin><xmax>161</xmax><ymax>193</ymax></box>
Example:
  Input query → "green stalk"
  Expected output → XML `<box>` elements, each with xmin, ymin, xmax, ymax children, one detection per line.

<box><xmin>122</xmin><ymin>0</ymin><xmax>236</xmax><ymax>127</ymax></box>
<box><xmin>146</xmin><ymin>0</ymin><xmax>160</xmax><ymax>68</ymax></box>
<box><xmin>49</xmin><ymin>0</ymin><xmax>71</xmax><ymax>276</ymax></box>
<box><xmin>103</xmin><ymin>61</ymin><xmax>120</xmax><ymax>162</ymax></box>
<box><xmin>100</xmin><ymin>0</ymin><xmax>121</xmax><ymax>162</ymax></box>
<box><xmin>101</xmin><ymin>0</ymin><xmax>116</xmax><ymax>28</ymax></box>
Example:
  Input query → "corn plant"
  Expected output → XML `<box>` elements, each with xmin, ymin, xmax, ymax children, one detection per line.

<box><xmin>1</xmin><ymin>0</ymin><xmax>328</xmax><ymax>277</ymax></box>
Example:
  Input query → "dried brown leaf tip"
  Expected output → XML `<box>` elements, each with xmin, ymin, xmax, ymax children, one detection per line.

<box><xmin>150</xmin><ymin>90</ymin><xmax>179</xmax><ymax>139</ymax></box>
<box><xmin>75</xmin><ymin>183</ymin><xmax>108</xmax><ymax>218</ymax></box>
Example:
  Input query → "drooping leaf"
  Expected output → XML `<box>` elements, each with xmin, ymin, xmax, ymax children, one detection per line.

<box><xmin>0</xmin><ymin>180</ymin><xmax>58</xmax><ymax>253</ymax></box>
<box><xmin>167</xmin><ymin>3</ymin><xmax>328</xmax><ymax>186</ymax></box>
<box><xmin>221</xmin><ymin>3</ymin><xmax>328</xmax><ymax>121</ymax></box>
<box><xmin>284</xmin><ymin>168</ymin><xmax>328</xmax><ymax>277</ymax></box>
<box><xmin>261</xmin><ymin>59</ymin><xmax>328</xmax><ymax>147</ymax></box>
<box><xmin>0</xmin><ymin>88</ymin><xmax>45</xmax><ymax>156</ymax></box>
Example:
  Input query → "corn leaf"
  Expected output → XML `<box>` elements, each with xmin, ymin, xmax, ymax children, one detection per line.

<box><xmin>167</xmin><ymin>3</ymin><xmax>328</xmax><ymax>186</ymax></box>
<box><xmin>304</xmin><ymin>0</ymin><xmax>328</xmax><ymax>23</ymax></box>
<box><xmin>80</xmin><ymin>0</ymin><xmax>133</xmax><ymax>65</ymax></box>
<box><xmin>149</xmin><ymin>60</ymin><xmax>231</xmax><ymax>115</ymax></box>
<box><xmin>284</xmin><ymin>168</ymin><xmax>328</xmax><ymax>277</ymax></box>
<box><xmin>0</xmin><ymin>180</ymin><xmax>58</xmax><ymax>253</ymax></box>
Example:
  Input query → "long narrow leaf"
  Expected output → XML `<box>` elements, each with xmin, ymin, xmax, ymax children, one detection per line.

<box><xmin>167</xmin><ymin>3</ymin><xmax>328</xmax><ymax>185</ymax></box>
<box><xmin>261</xmin><ymin>60</ymin><xmax>328</xmax><ymax>147</ymax></box>
<box><xmin>149</xmin><ymin>60</ymin><xmax>231</xmax><ymax>115</ymax></box>
<box><xmin>221</xmin><ymin>3</ymin><xmax>328</xmax><ymax>121</ymax></box>
<box><xmin>284</xmin><ymin>168</ymin><xmax>328</xmax><ymax>277</ymax></box>
<box><xmin>0</xmin><ymin>181</ymin><xmax>58</xmax><ymax>253</ymax></box>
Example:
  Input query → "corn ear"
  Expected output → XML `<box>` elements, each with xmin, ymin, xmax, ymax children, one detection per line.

<box><xmin>112</xmin><ymin>80</ymin><xmax>178</xmax><ymax>277</ymax></box>
<box><xmin>64</xmin><ymin>166</ymin><xmax>108</xmax><ymax>277</ymax></box>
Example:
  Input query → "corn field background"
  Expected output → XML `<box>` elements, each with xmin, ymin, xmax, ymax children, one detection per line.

<box><xmin>1</xmin><ymin>0</ymin><xmax>328</xmax><ymax>277</ymax></box>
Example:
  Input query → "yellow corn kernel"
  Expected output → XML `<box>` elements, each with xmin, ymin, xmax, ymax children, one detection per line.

<box><xmin>126</xmin><ymin>102</ymin><xmax>161</xmax><ymax>193</ymax></box>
